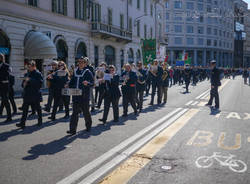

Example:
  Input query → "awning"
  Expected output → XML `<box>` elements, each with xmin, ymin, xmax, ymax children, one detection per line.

<box><xmin>24</xmin><ymin>31</ymin><xmax>57</xmax><ymax>59</ymax></box>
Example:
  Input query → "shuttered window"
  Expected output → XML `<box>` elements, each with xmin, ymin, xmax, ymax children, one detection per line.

<box><xmin>51</xmin><ymin>0</ymin><xmax>67</xmax><ymax>16</ymax></box>
<box><xmin>75</xmin><ymin>0</ymin><xmax>87</xmax><ymax>20</ymax></box>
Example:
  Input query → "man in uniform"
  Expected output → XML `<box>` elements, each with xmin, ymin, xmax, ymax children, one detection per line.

<box><xmin>121</xmin><ymin>63</ymin><xmax>138</xmax><ymax>116</ymax></box>
<box><xmin>16</xmin><ymin>61</ymin><xmax>43</xmax><ymax>129</ymax></box>
<box><xmin>0</xmin><ymin>54</ymin><xmax>12</xmax><ymax>123</ymax></box>
<box><xmin>184</xmin><ymin>64</ymin><xmax>192</xmax><ymax>93</ymax></box>
<box><xmin>136</xmin><ymin>61</ymin><xmax>147</xmax><ymax>112</ymax></box>
<box><xmin>206</xmin><ymin>60</ymin><xmax>221</xmax><ymax>111</ymax></box>
<box><xmin>67</xmin><ymin>57</ymin><xmax>94</xmax><ymax>135</ymax></box>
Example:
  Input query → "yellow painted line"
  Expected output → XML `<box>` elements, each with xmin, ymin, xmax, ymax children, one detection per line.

<box><xmin>99</xmin><ymin>108</ymin><xmax>199</xmax><ymax>184</ymax></box>
<box><xmin>204</xmin><ymin>79</ymin><xmax>230</xmax><ymax>100</ymax></box>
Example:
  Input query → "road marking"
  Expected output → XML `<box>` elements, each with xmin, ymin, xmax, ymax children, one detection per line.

<box><xmin>191</xmin><ymin>101</ymin><xmax>199</xmax><ymax>106</ymax></box>
<box><xmin>195</xmin><ymin>89</ymin><xmax>210</xmax><ymax>99</ymax></box>
<box><xmin>97</xmin><ymin>108</ymin><xmax>199</xmax><ymax>184</ymax></box>
<box><xmin>185</xmin><ymin>100</ymin><xmax>194</xmax><ymax>106</ymax></box>
<box><xmin>56</xmin><ymin>108</ymin><xmax>183</xmax><ymax>184</ymax></box>
<box><xmin>187</xmin><ymin>130</ymin><xmax>214</xmax><ymax>147</ymax></box>
<box><xmin>197</xmin><ymin>101</ymin><xmax>207</xmax><ymax>107</ymax></box>
<box><xmin>218</xmin><ymin>132</ymin><xmax>241</xmax><ymax>150</ymax></box>
<box><xmin>244</xmin><ymin>113</ymin><xmax>250</xmax><ymax>120</ymax></box>
<box><xmin>248</xmin><ymin>137</ymin><xmax>250</xmax><ymax>142</ymax></box>
<box><xmin>226</xmin><ymin>112</ymin><xmax>241</xmax><ymax>120</ymax></box>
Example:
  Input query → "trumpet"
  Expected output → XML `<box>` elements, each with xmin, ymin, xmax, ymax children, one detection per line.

<box><xmin>122</xmin><ymin>73</ymin><xmax>129</xmax><ymax>86</ymax></box>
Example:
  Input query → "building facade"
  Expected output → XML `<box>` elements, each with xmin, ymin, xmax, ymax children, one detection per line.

<box><xmin>243</xmin><ymin>9</ymin><xmax>250</xmax><ymax>68</ymax></box>
<box><xmin>164</xmin><ymin>0</ymin><xmax>235</xmax><ymax>67</ymax></box>
<box><xmin>0</xmin><ymin>0</ymin><xmax>164</xmax><ymax>90</ymax></box>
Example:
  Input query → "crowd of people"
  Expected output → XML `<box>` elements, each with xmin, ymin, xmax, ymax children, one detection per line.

<box><xmin>0</xmin><ymin>53</ymin><xmax>249</xmax><ymax>135</ymax></box>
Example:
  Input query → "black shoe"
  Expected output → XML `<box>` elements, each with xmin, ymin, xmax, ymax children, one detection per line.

<box><xmin>122</xmin><ymin>114</ymin><xmax>128</xmax><ymax>117</ymax></box>
<box><xmin>44</xmin><ymin>108</ymin><xmax>50</xmax><ymax>113</ymax></box>
<box><xmin>163</xmin><ymin>100</ymin><xmax>167</xmax><ymax>104</ymax></box>
<box><xmin>205</xmin><ymin>103</ymin><xmax>212</xmax><ymax>107</ymax></box>
<box><xmin>139</xmin><ymin>109</ymin><xmax>142</xmax><ymax>113</ymax></box>
<box><xmin>28</xmin><ymin>113</ymin><xmax>36</xmax><ymax>117</ymax></box>
<box><xmin>12</xmin><ymin>111</ymin><xmax>17</xmax><ymax>115</ymax></box>
<box><xmin>134</xmin><ymin>111</ymin><xmax>138</xmax><ymax>116</ymax></box>
<box><xmin>37</xmin><ymin>122</ymin><xmax>42</xmax><ymax>127</ymax></box>
<box><xmin>99</xmin><ymin>119</ymin><xmax>106</xmax><ymax>124</ymax></box>
<box><xmin>91</xmin><ymin>107</ymin><xmax>95</xmax><ymax>112</ymax></box>
<box><xmin>113</xmin><ymin>119</ymin><xmax>119</xmax><ymax>123</ymax></box>
<box><xmin>4</xmin><ymin>118</ymin><xmax>12</xmax><ymax>123</ymax></box>
<box><xmin>63</xmin><ymin>115</ymin><xmax>69</xmax><ymax>119</ymax></box>
<box><xmin>16</xmin><ymin>123</ymin><xmax>25</xmax><ymax>129</ymax></box>
<box><xmin>48</xmin><ymin>117</ymin><xmax>55</xmax><ymax>121</ymax></box>
<box><xmin>18</xmin><ymin>107</ymin><xmax>23</xmax><ymax>111</ymax></box>
<box><xmin>86</xmin><ymin>128</ymin><xmax>91</xmax><ymax>132</ymax></box>
<box><xmin>66</xmin><ymin>130</ymin><xmax>76</xmax><ymax>135</ymax></box>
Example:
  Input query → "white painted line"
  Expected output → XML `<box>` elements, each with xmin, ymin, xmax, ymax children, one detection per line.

<box><xmin>195</xmin><ymin>89</ymin><xmax>210</xmax><ymax>100</ymax></box>
<box><xmin>185</xmin><ymin>101</ymin><xmax>194</xmax><ymax>106</ymax></box>
<box><xmin>201</xmin><ymin>92</ymin><xmax>210</xmax><ymax>100</ymax></box>
<box><xmin>79</xmin><ymin>109</ymin><xmax>189</xmax><ymax>184</ymax></box>
<box><xmin>191</xmin><ymin>101</ymin><xmax>199</xmax><ymax>106</ymax></box>
<box><xmin>57</xmin><ymin>108</ymin><xmax>183</xmax><ymax>184</ymax></box>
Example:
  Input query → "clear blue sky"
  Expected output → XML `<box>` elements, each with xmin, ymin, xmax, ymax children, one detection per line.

<box><xmin>245</xmin><ymin>0</ymin><xmax>250</xmax><ymax>8</ymax></box>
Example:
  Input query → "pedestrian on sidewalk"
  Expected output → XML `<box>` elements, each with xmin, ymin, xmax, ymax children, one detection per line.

<box><xmin>206</xmin><ymin>60</ymin><xmax>221</xmax><ymax>111</ymax></box>
<box><xmin>0</xmin><ymin>54</ymin><xmax>12</xmax><ymax>123</ymax></box>
<box><xmin>242</xmin><ymin>68</ymin><xmax>249</xmax><ymax>85</ymax></box>
<box><xmin>16</xmin><ymin>61</ymin><xmax>43</xmax><ymax>129</ymax></box>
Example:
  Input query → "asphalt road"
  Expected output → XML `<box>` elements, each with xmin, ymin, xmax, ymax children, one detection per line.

<box><xmin>0</xmin><ymin>76</ymin><xmax>249</xmax><ymax>184</ymax></box>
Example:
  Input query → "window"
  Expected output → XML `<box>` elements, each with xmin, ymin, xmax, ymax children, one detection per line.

<box><xmin>137</xmin><ymin>20</ymin><xmax>140</xmax><ymax>37</ymax></box>
<box><xmin>165</xmin><ymin>2</ymin><xmax>169</xmax><ymax>8</ymax></box>
<box><xmin>166</xmin><ymin>25</ymin><xmax>169</xmax><ymax>33</ymax></box>
<box><xmin>214</xmin><ymin>29</ymin><xmax>217</xmax><ymax>35</ymax></box>
<box><xmin>207</xmin><ymin>27</ymin><xmax>211</xmax><ymax>35</ymax></box>
<box><xmin>199</xmin><ymin>15</ymin><xmax>204</xmax><ymax>23</ymax></box>
<box><xmin>150</xmin><ymin>4</ymin><xmax>153</xmax><ymax>16</ymax></box>
<box><xmin>187</xmin><ymin>38</ymin><xmax>194</xmax><ymax>45</ymax></box>
<box><xmin>198</xmin><ymin>26</ymin><xmax>204</xmax><ymax>34</ymax></box>
<box><xmin>137</xmin><ymin>0</ymin><xmax>140</xmax><ymax>9</ymax></box>
<box><xmin>207</xmin><ymin>39</ymin><xmax>211</xmax><ymax>46</ymax></box>
<box><xmin>207</xmin><ymin>5</ymin><xmax>211</xmax><ymax>12</ymax></box>
<box><xmin>28</xmin><ymin>0</ymin><xmax>38</xmax><ymax>7</ymax></box>
<box><xmin>197</xmin><ymin>3</ymin><xmax>203</xmax><ymax>11</ymax></box>
<box><xmin>174</xmin><ymin>37</ymin><xmax>183</xmax><ymax>44</ymax></box>
<box><xmin>129</xmin><ymin>17</ymin><xmax>132</xmax><ymax>32</ymax></box>
<box><xmin>187</xmin><ymin>25</ymin><xmax>194</xmax><ymax>33</ymax></box>
<box><xmin>108</xmin><ymin>8</ymin><xmax>112</xmax><ymax>25</ymax></box>
<box><xmin>174</xmin><ymin>25</ymin><xmax>182</xmax><ymax>33</ymax></box>
<box><xmin>52</xmin><ymin>0</ymin><xmax>67</xmax><ymax>15</ymax></box>
<box><xmin>174</xmin><ymin>13</ymin><xmax>182</xmax><ymax>21</ymax></box>
<box><xmin>166</xmin><ymin>12</ymin><xmax>170</xmax><ymax>20</ymax></box>
<box><xmin>150</xmin><ymin>27</ymin><xmax>153</xmax><ymax>38</ymax></box>
<box><xmin>91</xmin><ymin>3</ymin><xmax>101</xmax><ymax>22</ymax></box>
<box><xmin>75</xmin><ymin>0</ymin><xmax>87</xmax><ymax>20</ymax></box>
<box><xmin>174</xmin><ymin>1</ymin><xmax>182</xmax><ymax>9</ymax></box>
<box><xmin>144</xmin><ymin>24</ymin><xmax>147</xmax><ymax>39</ymax></box>
<box><xmin>120</xmin><ymin>14</ymin><xmax>124</xmax><ymax>29</ymax></box>
<box><xmin>198</xmin><ymin>38</ymin><xmax>204</xmax><ymax>45</ymax></box>
<box><xmin>144</xmin><ymin>0</ymin><xmax>147</xmax><ymax>14</ymax></box>
<box><xmin>214</xmin><ymin>40</ymin><xmax>217</xmax><ymax>46</ymax></box>
<box><xmin>186</xmin><ymin>2</ymin><xmax>194</xmax><ymax>10</ymax></box>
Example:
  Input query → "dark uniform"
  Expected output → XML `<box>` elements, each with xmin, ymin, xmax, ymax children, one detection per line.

<box><xmin>207</xmin><ymin>66</ymin><xmax>221</xmax><ymax>109</ymax></box>
<box><xmin>49</xmin><ymin>70</ymin><xmax>70</xmax><ymax>120</ymax></box>
<box><xmin>68</xmin><ymin>67</ymin><xmax>93</xmax><ymax>134</ymax></box>
<box><xmin>161</xmin><ymin>70</ymin><xmax>169</xmax><ymax>103</ymax></box>
<box><xmin>184</xmin><ymin>67</ymin><xmax>192</xmax><ymax>93</ymax></box>
<box><xmin>100</xmin><ymin>74</ymin><xmax>121</xmax><ymax>123</ymax></box>
<box><xmin>0</xmin><ymin>62</ymin><xmax>12</xmax><ymax>122</ymax></box>
<box><xmin>121</xmin><ymin>70</ymin><xmax>138</xmax><ymax>116</ymax></box>
<box><xmin>16</xmin><ymin>70</ymin><xmax>43</xmax><ymax>128</ymax></box>
<box><xmin>45</xmin><ymin>69</ymin><xmax>57</xmax><ymax>112</ymax></box>
<box><xmin>150</xmin><ymin>66</ymin><xmax>163</xmax><ymax>105</ymax></box>
<box><xmin>136</xmin><ymin>69</ymin><xmax>147</xmax><ymax>111</ymax></box>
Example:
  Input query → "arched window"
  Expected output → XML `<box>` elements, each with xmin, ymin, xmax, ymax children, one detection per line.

<box><xmin>136</xmin><ymin>49</ymin><xmax>141</xmax><ymax>63</ymax></box>
<box><xmin>128</xmin><ymin>48</ymin><xmax>134</xmax><ymax>63</ymax></box>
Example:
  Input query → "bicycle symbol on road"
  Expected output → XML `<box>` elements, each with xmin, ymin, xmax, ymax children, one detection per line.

<box><xmin>195</xmin><ymin>152</ymin><xmax>247</xmax><ymax>173</ymax></box>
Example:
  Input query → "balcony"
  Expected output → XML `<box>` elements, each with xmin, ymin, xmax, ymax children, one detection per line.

<box><xmin>91</xmin><ymin>22</ymin><xmax>132</xmax><ymax>43</ymax></box>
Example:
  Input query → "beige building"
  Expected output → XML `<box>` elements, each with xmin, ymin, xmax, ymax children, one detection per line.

<box><xmin>0</xmin><ymin>0</ymin><xmax>165</xmax><ymax>90</ymax></box>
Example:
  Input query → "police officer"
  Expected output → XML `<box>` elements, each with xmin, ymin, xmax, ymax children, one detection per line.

<box><xmin>99</xmin><ymin>65</ymin><xmax>121</xmax><ymax>124</ymax></box>
<box><xmin>206</xmin><ymin>60</ymin><xmax>221</xmax><ymax>111</ymax></box>
<box><xmin>121</xmin><ymin>63</ymin><xmax>138</xmax><ymax>116</ymax></box>
<box><xmin>16</xmin><ymin>61</ymin><xmax>43</xmax><ymax>129</ymax></box>
<box><xmin>67</xmin><ymin>57</ymin><xmax>93</xmax><ymax>135</ymax></box>
<box><xmin>149</xmin><ymin>59</ymin><xmax>163</xmax><ymax>105</ymax></box>
<box><xmin>48</xmin><ymin>61</ymin><xmax>70</xmax><ymax>121</ymax></box>
<box><xmin>136</xmin><ymin>61</ymin><xmax>147</xmax><ymax>112</ymax></box>
<box><xmin>0</xmin><ymin>54</ymin><xmax>12</xmax><ymax>123</ymax></box>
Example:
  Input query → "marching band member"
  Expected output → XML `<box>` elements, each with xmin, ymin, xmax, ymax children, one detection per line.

<box><xmin>48</xmin><ymin>61</ymin><xmax>70</xmax><ymax>121</ymax></box>
<box><xmin>121</xmin><ymin>63</ymin><xmax>138</xmax><ymax>117</ymax></box>
<box><xmin>161</xmin><ymin>63</ymin><xmax>169</xmax><ymax>104</ymax></box>
<box><xmin>16</xmin><ymin>61</ymin><xmax>43</xmax><ymax>129</ymax></box>
<box><xmin>184</xmin><ymin>64</ymin><xmax>192</xmax><ymax>93</ymax></box>
<box><xmin>95</xmin><ymin>62</ymin><xmax>107</xmax><ymax>109</ymax></box>
<box><xmin>99</xmin><ymin>65</ymin><xmax>121</xmax><ymax>124</ymax></box>
<box><xmin>149</xmin><ymin>59</ymin><xmax>163</xmax><ymax>105</ymax></box>
<box><xmin>66</xmin><ymin>57</ymin><xmax>94</xmax><ymax>135</ymax></box>
<box><xmin>0</xmin><ymin>54</ymin><xmax>12</xmax><ymax>122</ymax></box>
<box><xmin>136</xmin><ymin>61</ymin><xmax>147</xmax><ymax>112</ymax></box>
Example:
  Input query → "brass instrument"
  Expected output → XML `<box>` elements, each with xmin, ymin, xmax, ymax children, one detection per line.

<box><xmin>122</xmin><ymin>73</ymin><xmax>129</xmax><ymax>86</ymax></box>
<box><xmin>162</xmin><ymin>70</ymin><xmax>168</xmax><ymax>81</ymax></box>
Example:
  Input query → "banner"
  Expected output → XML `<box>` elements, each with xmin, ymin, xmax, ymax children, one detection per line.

<box><xmin>142</xmin><ymin>39</ymin><xmax>156</xmax><ymax>65</ymax></box>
